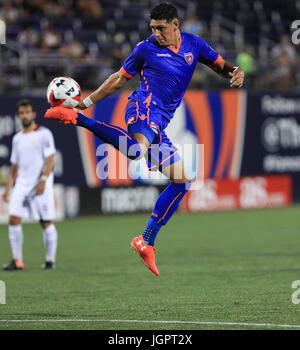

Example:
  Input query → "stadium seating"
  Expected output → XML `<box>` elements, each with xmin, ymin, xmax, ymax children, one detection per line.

<box><xmin>0</xmin><ymin>0</ymin><xmax>299</xmax><ymax>92</ymax></box>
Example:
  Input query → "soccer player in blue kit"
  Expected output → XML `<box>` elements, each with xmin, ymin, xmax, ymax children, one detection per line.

<box><xmin>45</xmin><ymin>3</ymin><xmax>244</xmax><ymax>276</ymax></box>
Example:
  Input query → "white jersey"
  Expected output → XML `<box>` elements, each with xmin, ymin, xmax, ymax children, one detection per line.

<box><xmin>10</xmin><ymin>125</ymin><xmax>56</xmax><ymax>191</ymax></box>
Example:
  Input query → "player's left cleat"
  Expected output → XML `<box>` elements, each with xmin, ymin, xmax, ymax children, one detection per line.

<box><xmin>45</xmin><ymin>106</ymin><xmax>79</xmax><ymax>125</ymax></box>
<box><xmin>130</xmin><ymin>235</ymin><xmax>160</xmax><ymax>276</ymax></box>
<box><xmin>41</xmin><ymin>261</ymin><xmax>56</xmax><ymax>270</ymax></box>
<box><xmin>3</xmin><ymin>259</ymin><xmax>25</xmax><ymax>271</ymax></box>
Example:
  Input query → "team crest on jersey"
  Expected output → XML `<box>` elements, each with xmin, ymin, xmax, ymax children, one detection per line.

<box><xmin>184</xmin><ymin>52</ymin><xmax>194</xmax><ymax>65</ymax></box>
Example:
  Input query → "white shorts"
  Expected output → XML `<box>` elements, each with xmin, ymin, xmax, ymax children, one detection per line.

<box><xmin>9</xmin><ymin>182</ymin><xmax>55</xmax><ymax>221</ymax></box>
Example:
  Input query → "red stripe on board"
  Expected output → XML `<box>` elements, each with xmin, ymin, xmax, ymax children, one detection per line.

<box><xmin>215</xmin><ymin>91</ymin><xmax>239</xmax><ymax>178</ymax></box>
<box><xmin>229</xmin><ymin>91</ymin><xmax>246</xmax><ymax>178</ymax></box>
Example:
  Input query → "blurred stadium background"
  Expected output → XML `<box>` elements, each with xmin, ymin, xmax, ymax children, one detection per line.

<box><xmin>1</xmin><ymin>0</ymin><xmax>300</xmax><ymax>330</ymax></box>
<box><xmin>0</xmin><ymin>0</ymin><xmax>300</xmax><ymax>92</ymax></box>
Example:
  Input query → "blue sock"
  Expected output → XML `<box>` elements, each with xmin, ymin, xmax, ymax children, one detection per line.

<box><xmin>142</xmin><ymin>182</ymin><xmax>191</xmax><ymax>246</ymax></box>
<box><xmin>76</xmin><ymin>113</ymin><xmax>143</xmax><ymax>160</ymax></box>
<box><xmin>142</xmin><ymin>217</ymin><xmax>162</xmax><ymax>246</ymax></box>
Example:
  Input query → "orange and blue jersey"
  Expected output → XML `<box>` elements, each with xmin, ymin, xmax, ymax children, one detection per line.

<box><xmin>120</xmin><ymin>32</ymin><xmax>222</xmax><ymax>173</ymax></box>
<box><xmin>121</xmin><ymin>32</ymin><xmax>222</xmax><ymax>120</ymax></box>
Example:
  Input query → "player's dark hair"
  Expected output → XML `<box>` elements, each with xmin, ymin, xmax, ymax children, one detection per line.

<box><xmin>17</xmin><ymin>99</ymin><xmax>35</xmax><ymax>113</ymax></box>
<box><xmin>150</xmin><ymin>2</ymin><xmax>178</xmax><ymax>22</ymax></box>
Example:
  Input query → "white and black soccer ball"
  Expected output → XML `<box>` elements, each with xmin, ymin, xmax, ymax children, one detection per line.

<box><xmin>47</xmin><ymin>76</ymin><xmax>81</xmax><ymax>108</ymax></box>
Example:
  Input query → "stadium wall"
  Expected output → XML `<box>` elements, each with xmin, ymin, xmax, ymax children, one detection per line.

<box><xmin>0</xmin><ymin>91</ymin><xmax>299</xmax><ymax>218</ymax></box>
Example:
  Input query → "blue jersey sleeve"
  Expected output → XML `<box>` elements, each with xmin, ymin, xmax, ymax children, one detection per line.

<box><xmin>197</xmin><ymin>38</ymin><xmax>222</xmax><ymax>66</ymax></box>
<box><xmin>121</xmin><ymin>42</ymin><xmax>145</xmax><ymax>78</ymax></box>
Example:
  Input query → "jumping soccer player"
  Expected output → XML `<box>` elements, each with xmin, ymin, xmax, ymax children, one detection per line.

<box><xmin>45</xmin><ymin>3</ymin><xmax>244</xmax><ymax>276</ymax></box>
<box><xmin>2</xmin><ymin>99</ymin><xmax>58</xmax><ymax>270</ymax></box>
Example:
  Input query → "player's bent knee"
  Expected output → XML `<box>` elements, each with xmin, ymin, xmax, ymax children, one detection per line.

<box><xmin>9</xmin><ymin>216</ymin><xmax>21</xmax><ymax>226</ymax></box>
<box><xmin>40</xmin><ymin>220</ymin><xmax>52</xmax><ymax>229</ymax></box>
<box><xmin>131</xmin><ymin>133</ymin><xmax>150</xmax><ymax>160</ymax></box>
<box><xmin>169</xmin><ymin>170</ymin><xmax>193</xmax><ymax>184</ymax></box>
<box><xmin>170</xmin><ymin>178</ymin><xmax>191</xmax><ymax>184</ymax></box>
<box><xmin>128</xmin><ymin>142</ymin><xmax>148</xmax><ymax>160</ymax></box>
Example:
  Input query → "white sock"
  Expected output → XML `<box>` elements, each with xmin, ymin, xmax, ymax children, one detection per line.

<box><xmin>9</xmin><ymin>225</ymin><xmax>23</xmax><ymax>261</ymax></box>
<box><xmin>43</xmin><ymin>224</ymin><xmax>58</xmax><ymax>262</ymax></box>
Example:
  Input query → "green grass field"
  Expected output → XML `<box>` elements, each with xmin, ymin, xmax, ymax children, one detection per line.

<box><xmin>0</xmin><ymin>206</ymin><xmax>300</xmax><ymax>330</ymax></box>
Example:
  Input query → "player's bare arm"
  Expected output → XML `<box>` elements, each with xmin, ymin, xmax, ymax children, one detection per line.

<box><xmin>2</xmin><ymin>164</ymin><xmax>18</xmax><ymax>202</ymax></box>
<box><xmin>210</xmin><ymin>59</ymin><xmax>244</xmax><ymax>88</ymax></box>
<box><xmin>77</xmin><ymin>71</ymin><xmax>128</xmax><ymax>110</ymax></box>
<box><xmin>75</xmin><ymin>71</ymin><xmax>149</xmax><ymax>155</ymax></box>
<box><xmin>35</xmin><ymin>154</ymin><xmax>55</xmax><ymax>195</ymax></box>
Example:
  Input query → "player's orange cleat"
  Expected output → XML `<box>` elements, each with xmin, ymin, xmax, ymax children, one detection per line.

<box><xmin>3</xmin><ymin>259</ymin><xmax>25</xmax><ymax>271</ymax></box>
<box><xmin>45</xmin><ymin>106</ymin><xmax>79</xmax><ymax>125</ymax></box>
<box><xmin>130</xmin><ymin>235</ymin><xmax>160</xmax><ymax>276</ymax></box>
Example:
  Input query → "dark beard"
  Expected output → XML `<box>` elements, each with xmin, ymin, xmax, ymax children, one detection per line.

<box><xmin>22</xmin><ymin>119</ymin><xmax>33</xmax><ymax>129</ymax></box>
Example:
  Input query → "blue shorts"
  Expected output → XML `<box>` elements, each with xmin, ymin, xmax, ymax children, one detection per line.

<box><xmin>125</xmin><ymin>99</ymin><xmax>181</xmax><ymax>171</ymax></box>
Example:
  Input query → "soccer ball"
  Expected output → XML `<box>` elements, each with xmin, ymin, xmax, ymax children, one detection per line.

<box><xmin>47</xmin><ymin>76</ymin><xmax>81</xmax><ymax>108</ymax></box>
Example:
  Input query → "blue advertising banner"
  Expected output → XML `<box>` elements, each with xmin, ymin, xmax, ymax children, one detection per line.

<box><xmin>240</xmin><ymin>93</ymin><xmax>300</xmax><ymax>201</ymax></box>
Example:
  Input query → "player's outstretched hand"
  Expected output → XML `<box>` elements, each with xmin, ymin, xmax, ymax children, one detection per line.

<box><xmin>229</xmin><ymin>68</ymin><xmax>244</xmax><ymax>88</ymax></box>
<box><xmin>76</xmin><ymin>100</ymin><xmax>87</xmax><ymax>110</ymax></box>
<box><xmin>2</xmin><ymin>190</ymin><xmax>10</xmax><ymax>203</ymax></box>
<box><xmin>35</xmin><ymin>181</ymin><xmax>46</xmax><ymax>195</ymax></box>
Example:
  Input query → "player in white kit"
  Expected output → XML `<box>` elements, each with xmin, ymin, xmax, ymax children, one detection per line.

<box><xmin>2</xmin><ymin>100</ymin><xmax>58</xmax><ymax>270</ymax></box>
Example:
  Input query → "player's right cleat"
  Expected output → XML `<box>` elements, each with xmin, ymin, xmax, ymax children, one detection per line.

<box><xmin>41</xmin><ymin>261</ymin><xmax>56</xmax><ymax>270</ymax></box>
<box><xmin>130</xmin><ymin>235</ymin><xmax>160</xmax><ymax>276</ymax></box>
<box><xmin>44</xmin><ymin>106</ymin><xmax>79</xmax><ymax>125</ymax></box>
<box><xmin>3</xmin><ymin>259</ymin><xmax>25</xmax><ymax>271</ymax></box>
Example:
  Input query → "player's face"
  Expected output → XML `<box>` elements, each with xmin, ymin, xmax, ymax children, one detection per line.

<box><xmin>150</xmin><ymin>19</ymin><xmax>179</xmax><ymax>47</ymax></box>
<box><xmin>17</xmin><ymin>105</ymin><xmax>36</xmax><ymax>128</ymax></box>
